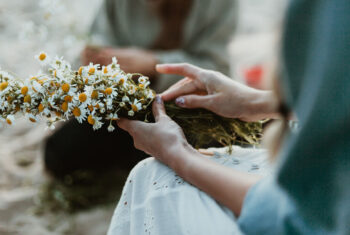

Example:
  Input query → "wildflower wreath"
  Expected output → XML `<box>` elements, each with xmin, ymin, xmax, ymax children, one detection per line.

<box><xmin>0</xmin><ymin>52</ymin><xmax>262</xmax><ymax>150</ymax></box>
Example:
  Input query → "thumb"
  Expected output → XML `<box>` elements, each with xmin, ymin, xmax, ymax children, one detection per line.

<box><xmin>153</xmin><ymin>95</ymin><xmax>167</xmax><ymax>122</ymax></box>
<box><xmin>175</xmin><ymin>94</ymin><xmax>214</xmax><ymax>110</ymax></box>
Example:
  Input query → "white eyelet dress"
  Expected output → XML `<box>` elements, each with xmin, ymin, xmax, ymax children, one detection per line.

<box><xmin>107</xmin><ymin>146</ymin><xmax>272</xmax><ymax>235</ymax></box>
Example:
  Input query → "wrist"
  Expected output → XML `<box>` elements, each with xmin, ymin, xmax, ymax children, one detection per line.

<box><xmin>167</xmin><ymin>140</ymin><xmax>199</xmax><ymax>177</ymax></box>
<box><xmin>248</xmin><ymin>90</ymin><xmax>280</xmax><ymax>120</ymax></box>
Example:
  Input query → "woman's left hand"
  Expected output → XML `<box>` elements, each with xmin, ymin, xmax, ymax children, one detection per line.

<box><xmin>117</xmin><ymin>96</ymin><xmax>191</xmax><ymax>168</ymax></box>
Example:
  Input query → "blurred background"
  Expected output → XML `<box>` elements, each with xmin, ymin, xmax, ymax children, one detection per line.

<box><xmin>0</xmin><ymin>0</ymin><xmax>287</xmax><ymax>234</ymax></box>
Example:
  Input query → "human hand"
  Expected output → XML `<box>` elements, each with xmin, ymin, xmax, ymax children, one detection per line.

<box><xmin>117</xmin><ymin>96</ymin><xmax>193</xmax><ymax>168</ymax></box>
<box><xmin>157</xmin><ymin>63</ymin><xmax>279</xmax><ymax>121</ymax></box>
<box><xmin>81</xmin><ymin>46</ymin><xmax>158</xmax><ymax>77</ymax></box>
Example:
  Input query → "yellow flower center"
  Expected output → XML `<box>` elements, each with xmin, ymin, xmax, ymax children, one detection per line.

<box><xmin>29</xmin><ymin>117</ymin><xmax>36</xmax><ymax>123</ymax></box>
<box><xmin>85</xmin><ymin>78</ymin><xmax>89</xmax><ymax>84</ymax></box>
<box><xmin>72</xmin><ymin>107</ymin><xmax>81</xmax><ymax>117</ymax></box>
<box><xmin>38</xmin><ymin>78</ymin><xmax>47</xmax><ymax>85</ymax></box>
<box><xmin>88</xmin><ymin>105</ymin><xmax>94</xmax><ymax>112</ymax></box>
<box><xmin>79</xmin><ymin>93</ymin><xmax>87</xmax><ymax>102</ymax></box>
<box><xmin>38</xmin><ymin>103</ymin><xmax>44</xmax><ymax>113</ymax></box>
<box><xmin>61</xmin><ymin>102</ymin><xmax>68</xmax><ymax>112</ymax></box>
<box><xmin>119</xmin><ymin>78</ymin><xmax>124</xmax><ymax>85</ymax></box>
<box><xmin>105</xmin><ymin>87</ymin><xmax>113</xmax><ymax>95</ymax></box>
<box><xmin>78</xmin><ymin>67</ymin><xmax>83</xmax><ymax>75</ymax></box>
<box><xmin>21</xmin><ymin>86</ymin><xmax>29</xmax><ymax>95</ymax></box>
<box><xmin>61</xmin><ymin>83</ymin><xmax>70</xmax><ymax>93</ymax></box>
<box><xmin>64</xmin><ymin>95</ymin><xmax>73</xmax><ymax>102</ymax></box>
<box><xmin>0</xmin><ymin>82</ymin><xmax>8</xmax><ymax>91</ymax></box>
<box><xmin>87</xmin><ymin>115</ymin><xmax>95</xmax><ymax>125</ymax></box>
<box><xmin>6</xmin><ymin>118</ymin><xmax>12</xmax><ymax>125</ymax></box>
<box><xmin>103</xmin><ymin>67</ymin><xmax>108</xmax><ymax>74</ymax></box>
<box><xmin>54</xmin><ymin>70</ymin><xmax>57</xmax><ymax>77</ymax></box>
<box><xmin>39</xmin><ymin>53</ymin><xmax>46</xmax><ymax>61</ymax></box>
<box><xmin>30</xmin><ymin>76</ymin><xmax>37</xmax><ymax>81</ymax></box>
<box><xmin>131</xmin><ymin>104</ymin><xmax>138</xmax><ymax>112</ymax></box>
<box><xmin>24</xmin><ymin>95</ymin><xmax>31</xmax><ymax>103</ymax></box>
<box><xmin>88</xmin><ymin>67</ymin><xmax>95</xmax><ymax>74</ymax></box>
<box><xmin>138</xmin><ymin>84</ymin><xmax>145</xmax><ymax>88</ymax></box>
<box><xmin>7</xmin><ymin>96</ymin><xmax>13</xmax><ymax>102</ymax></box>
<box><xmin>55</xmin><ymin>111</ymin><xmax>62</xmax><ymax>117</ymax></box>
<box><xmin>91</xmin><ymin>90</ymin><xmax>99</xmax><ymax>99</ymax></box>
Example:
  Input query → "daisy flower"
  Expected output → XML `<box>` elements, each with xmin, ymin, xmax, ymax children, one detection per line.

<box><xmin>128</xmin><ymin>85</ymin><xmax>137</xmax><ymax>95</ymax></box>
<box><xmin>72</xmin><ymin>106</ymin><xmax>87</xmax><ymax>123</ymax></box>
<box><xmin>35</xmin><ymin>51</ymin><xmax>50</xmax><ymax>65</ymax></box>
<box><xmin>5</xmin><ymin>114</ymin><xmax>15</xmax><ymax>125</ymax></box>
<box><xmin>105</xmin><ymin>87</ymin><xmax>118</xmax><ymax>98</ymax></box>
<box><xmin>87</xmin><ymin>114</ymin><xmax>103</xmax><ymax>130</ymax></box>
<box><xmin>138</xmin><ymin>76</ymin><xmax>150</xmax><ymax>88</ymax></box>
<box><xmin>131</xmin><ymin>99</ymin><xmax>142</xmax><ymax>112</ymax></box>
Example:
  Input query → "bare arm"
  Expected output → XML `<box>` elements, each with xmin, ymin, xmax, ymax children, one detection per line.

<box><xmin>118</xmin><ymin>97</ymin><xmax>262</xmax><ymax>216</ymax></box>
<box><xmin>172</xmin><ymin>144</ymin><xmax>262</xmax><ymax>216</ymax></box>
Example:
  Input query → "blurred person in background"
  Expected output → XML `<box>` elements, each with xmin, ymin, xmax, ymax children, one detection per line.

<box><xmin>44</xmin><ymin>0</ymin><xmax>237</xmax><ymax>178</ymax></box>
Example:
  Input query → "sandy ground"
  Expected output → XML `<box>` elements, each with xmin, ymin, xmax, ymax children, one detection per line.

<box><xmin>0</xmin><ymin>0</ymin><xmax>287</xmax><ymax>234</ymax></box>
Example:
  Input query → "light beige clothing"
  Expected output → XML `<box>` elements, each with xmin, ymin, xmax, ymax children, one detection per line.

<box><xmin>90</xmin><ymin>0</ymin><xmax>237</xmax><ymax>91</ymax></box>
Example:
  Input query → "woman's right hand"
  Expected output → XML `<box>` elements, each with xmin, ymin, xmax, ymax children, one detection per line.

<box><xmin>157</xmin><ymin>63</ymin><xmax>279</xmax><ymax>122</ymax></box>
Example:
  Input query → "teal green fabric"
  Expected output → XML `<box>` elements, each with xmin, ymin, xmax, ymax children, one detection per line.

<box><xmin>238</xmin><ymin>0</ymin><xmax>350</xmax><ymax>234</ymax></box>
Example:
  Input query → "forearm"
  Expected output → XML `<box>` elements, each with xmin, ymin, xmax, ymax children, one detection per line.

<box><xmin>170</xmin><ymin>144</ymin><xmax>262</xmax><ymax>216</ymax></box>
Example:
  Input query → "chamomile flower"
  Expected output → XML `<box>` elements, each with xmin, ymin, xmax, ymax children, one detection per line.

<box><xmin>0</xmin><ymin>52</ymin><xmax>157</xmax><ymax>132</ymax></box>
<box><xmin>86</xmin><ymin>63</ymin><xmax>99</xmax><ymax>76</ymax></box>
<box><xmin>27</xmin><ymin>113</ymin><xmax>38</xmax><ymax>123</ymax></box>
<box><xmin>108</xmin><ymin>57</ymin><xmax>120</xmax><ymax>71</ymax></box>
<box><xmin>35</xmin><ymin>51</ymin><xmax>50</xmax><ymax>65</ymax></box>
<box><xmin>131</xmin><ymin>99</ymin><xmax>142</xmax><ymax>112</ymax></box>
<box><xmin>77</xmin><ymin>92</ymin><xmax>90</xmax><ymax>105</ymax></box>
<box><xmin>122</xmin><ymin>96</ymin><xmax>130</xmax><ymax>103</ymax></box>
<box><xmin>138</xmin><ymin>76</ymin><xmax>150</xmax><ymax>88</ymax></box>
<box><xmin>107</xmin><ymin>113</ymin><xmax>119</xmax><ymax>121</ymax></box>
<box><xmin>72</xmin><ymin>106</ymin><xmax>87</xmax><ymax>123</ymax></box>
<box><xmin>104</xmin><ymin>97</ymin><xmax>113</xmax><ymax>110</ymax></box>
<box><xmin>128</xmin><ymin>85</ymin><xmax>137</xmax><ymax>95</ymax></box>
<box><xmin>119</xmin><ymin>102</ymin><xmax>126</xmax><ymax>107</ymax></box>
<box><xmin>5</xmin><ymin>115</ymin><xmax>15</xmax><ymax>125</ymax></box>
<box><xmin>0</xmin><ymin>81</ymin><xmax>11</xmax><ymax>95</ymax></box>
<box><xmin>87</xmin><ymin>114</ymin><xmax>103</xmax><ymax>130</ymax></box>
<box><xmin>105</xmin><ymin>87</ymin><xmax>118</xmax><ymax>99</ymax></box>
<box><xmin>146</xmin><ymin>90</ymin><xmax>156</xmax><ymax>99</ymax></box>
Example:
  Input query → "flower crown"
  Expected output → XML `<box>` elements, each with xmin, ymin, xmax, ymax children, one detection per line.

<box><xmin>0</xmin><ymin>52</ymin><xmax>155</xmax><ymax>131</ymax></box>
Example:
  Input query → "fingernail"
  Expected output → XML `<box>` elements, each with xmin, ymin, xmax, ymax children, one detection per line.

<box><xmin>156</xmin><ymin>95</ymin><xmax>163</xmax><ymax>104</ymax></box>
<box><xmin>175</xmin><ymin>97</ymin><xmax>185</xmax><ymax>106</ymax></box>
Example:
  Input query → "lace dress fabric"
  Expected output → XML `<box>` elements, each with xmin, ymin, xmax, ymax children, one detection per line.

<box><xmin>107</xmin><ymin>146</ymin><xmax>272</xmax><ymax>235</ymax></box>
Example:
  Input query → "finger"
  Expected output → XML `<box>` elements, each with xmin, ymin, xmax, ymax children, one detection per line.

<box><xmin>175</xmin><ymin>94</ymin><xmax>215</xmax><ymax>109</ymax></box>
<box><xmin>152</xmin><ymin>95</ymin><xmax>167</xmax><ymax>122</ymax></box>
<box><xmin>164</xmin><ymin>77</ymin><xmax>192</xmax><ymax>92</ymax></box>
<box><xmin>117</xmin><ymin>118</ymin><xmax>148</xmax><ymax>135</ymax></box>
<box><xmin>156</xmin><ymin>63</ymin><xmax>201</xmax><ymax>78</ymax></box>
<box><xmin>161</xmin><ymin>80</ymin><xmax>199</xmax><ymax>101</ymax></box>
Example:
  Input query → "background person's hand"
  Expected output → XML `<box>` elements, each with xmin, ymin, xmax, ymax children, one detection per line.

<box><xmin>157</xmin><ymin>63</ymin><xmax>279</xmax><ymax>122</ymax></box>
<box><xmin>117</xmin><ymin>96</ymin><xmax>193</xmax><ymax>168</ymax></box>
<box><xmin>81</xmin><ymin>46</ymin><xmax>158</xmax><ymax>77</ymax></box>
